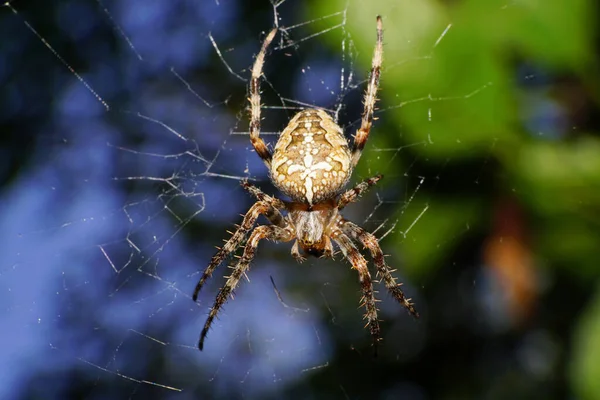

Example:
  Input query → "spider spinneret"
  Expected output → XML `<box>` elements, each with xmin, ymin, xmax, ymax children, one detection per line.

<box><xmin>193</xmin><ymin>15</ymin><xmax>418</xmax><ymax>354</ymax></box>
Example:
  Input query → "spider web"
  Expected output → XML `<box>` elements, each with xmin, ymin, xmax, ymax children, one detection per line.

<box><xmin>1</xmin><ymin>0</ymin><xmax>496</xmax><ymax>398</ymax></box>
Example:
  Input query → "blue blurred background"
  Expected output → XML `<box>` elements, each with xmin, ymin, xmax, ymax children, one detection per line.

<box><xmin>1</xmin><ymin>0</ymin><xmax>600</xmax><ymax>399</ymax></box>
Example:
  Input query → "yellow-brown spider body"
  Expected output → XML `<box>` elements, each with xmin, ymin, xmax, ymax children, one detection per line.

<box><xmin>271</xmin><ymin>109</ymin><xmax>352</xmax><ymax>205</ymax></box>
<box><xmin>193</xmin><ymin>16</ymin><xmax>418</xmax><ymax>353</ymax></box>
<box><xmin>286</xmin><ymin>199</ymin><xmax>338</xmax><ymax>257</ymax></box>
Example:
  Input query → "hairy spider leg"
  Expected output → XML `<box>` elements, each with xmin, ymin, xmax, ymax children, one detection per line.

<box><xmin>351</xmin><ymin>15</ymin><xmax>383</xmax><ymax>168</ymax></box>
<box><xmin>192</xmin><ymin>200</ymin><xmax>284</xmax><ymax>301</ymax></box>
<box><xmin>241</xmin><ymin>179</ymin><xmax>287</xmax><ymax>211</ymax></box>
<box><xmin>249</xmin><ymin>28</ymin><xmax>278</xmax><ymax>167</ymax></box>
<box><xmin>198</xmin><ymin>225</ymin><xmax>293</xmax><ymax>350</ymax></box>
<box><xmin>341</xmin><ymin>220</ymin><xmax>419</xmax><ymax>317</ymax></box>
<box><xmin>332</xmin><ymin>231</ymin><xmax>382</xmax><ymax>354</ymax></box>
<box><xmin>337</xmin><ymin>174</ymin><xmax>383</xmax><ymax>210</ymax></box>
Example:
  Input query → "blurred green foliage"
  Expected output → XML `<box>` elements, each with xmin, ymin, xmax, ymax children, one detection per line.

<box><xmin>572</xmin><ymin>287</ymin><xmax>600</xmax><ymax>400</ymax></box>
<box><xmin>309</xmin><ymin>0</ymin><xmax>599</xmax><ymax>397</ymax></box>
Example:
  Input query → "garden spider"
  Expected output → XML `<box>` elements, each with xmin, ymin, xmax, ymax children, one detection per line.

<box><xmin>193</xmin><ymin>16</ymin><xmax>418</xmax><ymax>352</ymax></box>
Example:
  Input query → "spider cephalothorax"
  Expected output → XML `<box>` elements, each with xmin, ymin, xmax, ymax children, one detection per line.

<box><xmin>193</xmin><ymin>16</ymin><xmax>418</xmax><ymax>353</ymax></box>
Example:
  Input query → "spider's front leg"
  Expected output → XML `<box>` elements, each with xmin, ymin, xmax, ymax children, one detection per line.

<box><xmin>332</xmin><ymin>232</ymin><xmax>382</xmax><ymax>354</ymax></box>
<box><xmin>192</xmin><ymin>200</ymin><xmax>284</xmax><ymax>301</ymax></box>
<box><xmin>199</xmin><ymin>225</ymin><xmax>294</xmax><ymax>350</ymax></box>
<box><xmin>342</xmin><ymin>220</ymin><xmax>419</xmax><ymax>318</ymax></box>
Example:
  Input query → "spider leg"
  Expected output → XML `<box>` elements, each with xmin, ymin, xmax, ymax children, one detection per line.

<box><xmin>241</xmin><ymin>179</ymin><xmax>286</xmax><ymax>212</ymax></box>
<box><xmin>291</xmin><ymin>241</ymin><xmax>306</xmax><ymax>263</ymax></box>
<box><xmin>337</xmin><ymin>174</ymin><xmax>383</xmax><ymax>210</ymax></box>
<box><xmin>199</xmin><ymin>225</ymin><xmax>293</xmax><ymax>350</ymax></box>
<box><xmin>322</xmin><ymin>236</ymin><xmax>334</xmax><ymax>259</ymax></box>
<box><xmin>249</xmin><ymin>27</ymin><xmax>278</xmax><ymax>167</ymax></box>
<box><xmin>192</xmin><ymin>201</ymin><xmax>284</xmax><ymax>301</ymax></box>
<box><xmin>332</xmin><ymin>231</ymin><xmax>381</xmax><ymax>354</ymax></box>
<box><xmin>341</xmin><ymin>220</ymin><xmax>419</xmax><ymax>317</ymax></box>
<box><xmin>351</xmin><ymin>16</ymin><xmax>383</xmax><ymax>168</ymax></box>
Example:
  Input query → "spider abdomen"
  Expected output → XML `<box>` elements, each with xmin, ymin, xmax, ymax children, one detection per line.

<box><xmin>271</xmin><ymin>109</ymin><xmax>352</xmax><ymax>204</ymax></box>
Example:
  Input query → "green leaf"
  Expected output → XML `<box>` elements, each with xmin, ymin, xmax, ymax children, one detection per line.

<box><xmin>571</xmin><ymin>287</ymin><xmax>600</xmax><ymax>400</ymax></box>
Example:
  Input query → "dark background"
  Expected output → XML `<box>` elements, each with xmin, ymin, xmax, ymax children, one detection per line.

<box><xmin>1</xmin><ymin>0</ymin><xmax>600</xmax><ymax>399</ymax></box>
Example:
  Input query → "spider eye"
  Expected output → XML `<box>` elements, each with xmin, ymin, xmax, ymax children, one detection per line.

<box><xmin>301</xmin><ymin>236</ymin><xmax>314</xmax><ymax>245</ymax></box>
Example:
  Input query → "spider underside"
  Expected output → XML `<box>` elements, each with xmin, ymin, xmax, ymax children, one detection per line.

<box><xmin>193</xmin><ymin>16</ymin><xmax>418</xmax><ymax>353</ymax></box>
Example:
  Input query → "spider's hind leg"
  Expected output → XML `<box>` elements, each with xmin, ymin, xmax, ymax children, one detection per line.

<box><xmin>351</xmin><ymin>16</ymin><xmax>383</xmax><ymax>168</ymax></box>
<box><xmin>248</xmin><ymin>28</ymin><xmax>278</xmax><ymax>167</ymax></box>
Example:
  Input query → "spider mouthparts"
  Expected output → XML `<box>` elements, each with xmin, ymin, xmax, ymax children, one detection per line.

<box><xmin>304</xmin><ymin>247</ymin><xmax>324</xmax><ymax>258</ymax></box>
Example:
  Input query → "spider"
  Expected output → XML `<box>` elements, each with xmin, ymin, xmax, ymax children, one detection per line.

<box><xmin>193</xmin><ymin>16</ymin><xmax>418</xmax><ymax>352</ymax></box>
